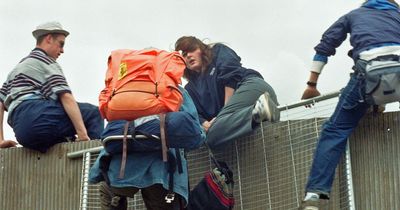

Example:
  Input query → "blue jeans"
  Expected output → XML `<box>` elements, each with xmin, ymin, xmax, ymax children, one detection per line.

<box><xmin>10</xmin><ymin>99</ymin><xmax>104</xmax><ymax>153</ymax></box>
<box><xmin>305</xmin><ymin>74</ymin><xmax>370</xmax><ymax>197</ymax></box>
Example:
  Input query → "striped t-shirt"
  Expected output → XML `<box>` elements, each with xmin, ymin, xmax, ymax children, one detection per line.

<box><xmin>0</xmin><ymin>48</ymin><xmax>71</xmax><ymax>115</ymax></box>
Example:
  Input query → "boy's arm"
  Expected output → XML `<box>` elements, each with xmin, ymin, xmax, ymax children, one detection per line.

<box><xmin>59</xmin><ymin>92</ymin><xmax>90</xmax><ymax>141</ymax></box>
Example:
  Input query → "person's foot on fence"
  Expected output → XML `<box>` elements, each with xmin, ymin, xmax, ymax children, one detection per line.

<box><xmin>298</xmin><ymin>200</ymin><xmax>319</xmax><ymax>210</ymax></box>
<box><xmin>298</xmin><ymin>193</ymin><xmax>328</xmax><ymax>210</ymax></box>
<box><xmin>252</xmin><ymin>92</ymin><xmax>280</xmax><ymax>123</ymax></box>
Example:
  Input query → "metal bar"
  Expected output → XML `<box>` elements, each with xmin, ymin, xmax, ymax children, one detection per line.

<box><xmin>345</xmin><ymin>141</ymin><xmax>356</xmax><ymax>210</ymax></box>
<box><xmin>67</xmin><ymin>135</ymin><xmax>159</xmax><ymax>159</ymax></box>
<box><xmin>260</xmin><ymin>121</ymin><xmax>273</xmax><ymax>210</ymax></box>
<box><xmin>234</xmin><ymin>141</ymin><xmax>244</xmax><ymax>210</ymax></box>
<box><xmin>278</xmin><ymin>90</ymin><xmax>341</xmax><ymax>111</ymax></box>
<box><xmin>67</xmin><ymin>146</ymin><xmax>103</xmax><ymax>159</ymax></box>
<box><xmin>80</xmin><ymin>152</ymin><xmax>91</xmax><ymax>210</ymax></box>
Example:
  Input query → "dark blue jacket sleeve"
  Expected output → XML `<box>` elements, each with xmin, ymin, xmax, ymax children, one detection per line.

<box><xmin>314</xmin><ymin>15</ymin><xmax>350</xmax><ymax>57</ymax></box>
<box><xmin>213</xmin><ymin>44</ymin><xmax>244</xmax><ymax>89</ymax></box>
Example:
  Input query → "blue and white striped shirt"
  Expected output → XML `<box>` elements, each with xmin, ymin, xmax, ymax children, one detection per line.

<box><xmin>0</xmin><ymin>48</ymin><xmax>71</xmax><ymax>115</ymax></box>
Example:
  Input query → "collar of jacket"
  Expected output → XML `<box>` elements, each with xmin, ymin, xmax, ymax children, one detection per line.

<box><xmin>363</xmin><ymin>0</ymin><xmax>399</xmax><ymax>11</ymax></box>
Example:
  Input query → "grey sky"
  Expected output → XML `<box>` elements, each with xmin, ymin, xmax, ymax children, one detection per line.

<box><xmin>0</xmin><ymin>0</ymin><xmax>366</xmax><ymax>140</ymax></box>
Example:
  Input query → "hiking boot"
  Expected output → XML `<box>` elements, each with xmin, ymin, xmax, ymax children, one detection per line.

<box><xmin>252</xmin><ymin>92</ymin><xmax>280</xmax><ymax>123</ymax></box>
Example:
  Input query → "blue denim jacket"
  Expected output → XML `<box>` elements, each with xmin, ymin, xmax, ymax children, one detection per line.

<box><xmin>89</xmin><ymin>88</ymin><xmax>205</xmax><ymax>204</ymax></box>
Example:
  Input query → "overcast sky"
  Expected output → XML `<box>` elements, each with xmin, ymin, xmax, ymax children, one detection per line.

<box><xmin>0</xmin><ymin>0</ymin><xmax>370</xmax><ymax>140</ymax></box>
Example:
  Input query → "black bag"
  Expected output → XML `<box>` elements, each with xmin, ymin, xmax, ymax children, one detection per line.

<box><xmin>359</xmin><ymin>55</ymin><xmax>400</xmax><ymax>105</ymax></box>
<box><xmin>186</xmin><ymin>149</ymin><xmax>235</xmax><ymax>210</ymax></box>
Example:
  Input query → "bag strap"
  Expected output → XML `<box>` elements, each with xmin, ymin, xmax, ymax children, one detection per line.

<box><xmin>160</xmin><ymin>113</ymin><xmax>177</xmax><ymax>203</ymax></box>
<box><xmin>160</xmin><ymin>113</ymin><xmax>168</xmax><ymax>162</ymax></box>
<box><xmin>118</xmin><ymin>121</ymin><xmax>130</xmax><ymax>179</ymax></box>
<box><xmin>371</xmin><ymin>54</ymin><xmax>400</xmax><ymax>62</ymax></box>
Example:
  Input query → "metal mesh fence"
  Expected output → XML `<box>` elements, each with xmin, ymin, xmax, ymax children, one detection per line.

<box><xmin>3</xmin><ymin>93</ymin><xmax>400</xmax><ymax>209</ymax></box>
<box><xmin>79</xmin><ymin>92</ymin><xmax>353</xmax><ymax>210</ymax></box>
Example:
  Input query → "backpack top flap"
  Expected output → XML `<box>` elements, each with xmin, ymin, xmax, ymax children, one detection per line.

<box><xmin>99</xmin><ymin>48</ymin><xmax>185</xmax><ymax>120</ymax></box>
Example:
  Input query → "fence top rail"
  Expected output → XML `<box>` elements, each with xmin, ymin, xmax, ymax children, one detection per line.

<box><xmin>278</xmin><ymin>90</ymin><xmax>341</xmax><ymax>111</ymax></box>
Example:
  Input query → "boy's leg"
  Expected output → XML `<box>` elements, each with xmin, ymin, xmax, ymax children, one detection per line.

<box><xmin>99</xmin><ymin>181</ymin><xmax>137</xmax><ymax>210</ymax></box>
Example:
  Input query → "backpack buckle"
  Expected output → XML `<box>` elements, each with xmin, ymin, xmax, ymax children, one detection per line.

<box><xmin>165</xmin><ymin>192</ymin><xmax>175</xmax><ymax>203</ymax></box>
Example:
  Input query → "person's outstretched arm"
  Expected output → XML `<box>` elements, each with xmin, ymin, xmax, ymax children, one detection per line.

<box><xmin>59</xmin><ymin>92</ymin><xmax>90</xmax><ymax>141</ymax></box>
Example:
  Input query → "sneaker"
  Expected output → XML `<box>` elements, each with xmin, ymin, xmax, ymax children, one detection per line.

<box><xmin>298</xmin><ymin>194</ymin><xmax>328</xmax><ymax>210</ymax></box>
<box><xmin>298</xmin><ymin>199</ymin><xmax>319</xmax><ymax>210</ymax></box>
<box><xmin>252</xmin><ymin>92</ymin><xmax>280</xmax><ymax>123</ymax></box>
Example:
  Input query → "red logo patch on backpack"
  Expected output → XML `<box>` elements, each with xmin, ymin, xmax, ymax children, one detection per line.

<box><xmin>99</xmin><ymin>48</ymin><xmax>185</xmax><ymax>121</ymax></box>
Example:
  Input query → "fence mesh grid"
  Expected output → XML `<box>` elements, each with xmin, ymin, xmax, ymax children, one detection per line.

<box><xmin>81</xmin><ymin>96</ymin><xmax>353</xmax><ymax>210</ymax></box>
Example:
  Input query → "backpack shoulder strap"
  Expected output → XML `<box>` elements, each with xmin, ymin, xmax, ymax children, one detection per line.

<box><xmin>118</xmin><ymin>121</ymin><xmax>130</xmax><ymax>179</ymax></box>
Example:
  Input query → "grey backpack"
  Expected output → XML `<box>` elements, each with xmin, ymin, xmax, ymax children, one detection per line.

<box><xmin>361</xmin><ymin>56</ymin><xmax>400</xmax><ymax>105</ymax></box>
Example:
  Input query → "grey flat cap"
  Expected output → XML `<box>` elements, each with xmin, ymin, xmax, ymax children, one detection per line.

<box><xmin>32</xmin><ymin>21</ymin><xmax>69</xmax><ymax>39</ymax></box>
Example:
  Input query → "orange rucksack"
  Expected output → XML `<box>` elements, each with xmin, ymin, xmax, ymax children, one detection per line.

<box><xmin>99</xmin><ymin>48</ymin><xmax>185</xmax><ymax>121</ymax></box>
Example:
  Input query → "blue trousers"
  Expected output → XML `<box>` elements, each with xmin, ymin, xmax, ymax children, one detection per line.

<box><xmin>10</xmin><ymin>99</ymin><xmax>104</xmax><ymax>153</ymax></box>
<box><xmin>305</xmin><ymin>74</ymin><xmax>370</xmax><ymax>196</ymax></box>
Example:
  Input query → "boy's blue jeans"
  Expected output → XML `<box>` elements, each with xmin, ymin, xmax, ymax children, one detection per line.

<box><xmin>305</xmin><ymin>73</ymin><xmax>370</xmax><ymax>197</ymax></box>
<box><xmin>10</xmin><ymin>99</ymin><xmax>104</xmax><ymax>153</ymax></box>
